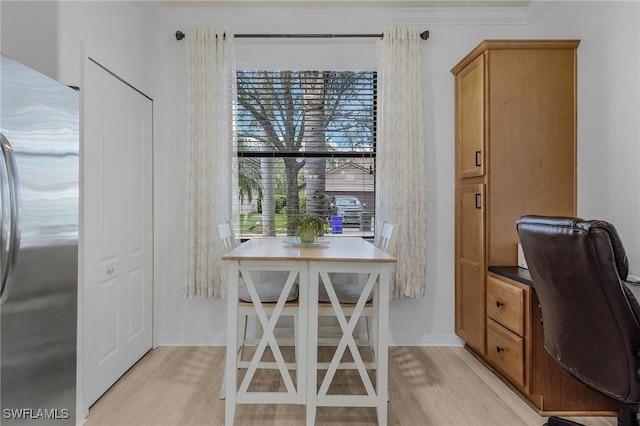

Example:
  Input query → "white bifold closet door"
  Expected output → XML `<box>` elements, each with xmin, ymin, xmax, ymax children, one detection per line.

<box><xmin>83</xmin><ymin>56</ymin><xmax>153</xmax><ymax>408</ymax></box>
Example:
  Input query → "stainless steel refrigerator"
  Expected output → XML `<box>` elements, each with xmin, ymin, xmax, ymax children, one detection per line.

<box><xmin>0</xmin><ymin>55</ymin><xmax>79</xmax><ymax>425</ymax></box>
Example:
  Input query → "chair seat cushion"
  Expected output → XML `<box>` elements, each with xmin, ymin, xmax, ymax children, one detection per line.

<box><xmin>238</xmin><ymin>282</ymin><xmax>299</xmax><ymax>303</ymax></box>
<box><xmin>318</xmin><ymin>283</ymin><xmax>373</xmax><ymax>304</ymax></box>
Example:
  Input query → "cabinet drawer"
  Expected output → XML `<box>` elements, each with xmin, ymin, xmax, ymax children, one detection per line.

<box><xmin>486</xmin><ymin>276</ymin><xmax>525</xmax><ymax>336</ymax></box>
<box><xmin>487</xmin><ymin>319</ymin><xmax>525</xmax><ymax>387</ymax></box>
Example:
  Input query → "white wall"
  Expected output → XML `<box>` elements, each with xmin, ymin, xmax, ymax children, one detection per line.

<box><xmin>57</xmin><ymin>1</ymin><xmax>161</xmax><ymax>94</ymax></box>
<box><xmin>0</xmin><ymin>1</ymin><xmax>161</xmax><ymax>92</ymax></box>
<box><xmin>0</xmin><ymin>1</ymin><xmax>59</xmax><ymax>78</ymax></box>
<box><xmin>3</xmin><ymin>1</ymin><xmax>638</xmax><ymax>348</ymax></box>
<box><xmin>1</xmin><ymin>1</ymin><xmax>162</xmax><ymax>420</ymax></box>
<box><xmin>532</xmin><ymin>1</ymin><xmax>640</xmax><ymax>274</ymax></box>
<box><xmin>154</xmin><ymin>1</ymin><xmax>640</xmax><ymax>346</ymax></box>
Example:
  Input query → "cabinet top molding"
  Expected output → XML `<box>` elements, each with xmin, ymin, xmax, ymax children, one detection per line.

<box><xmin>450</xmin><ymin>39</ymin><xmax>580</xmax><ymax>75</ymax></box>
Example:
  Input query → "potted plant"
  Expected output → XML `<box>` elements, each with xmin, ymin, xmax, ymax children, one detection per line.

<box><xmin>288</xmin><ymin>215</ymin><xmax>327</xmax><ymax>244</ymax></box>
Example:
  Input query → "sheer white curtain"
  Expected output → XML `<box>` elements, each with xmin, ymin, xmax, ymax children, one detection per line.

<box><xmin>377</xmin><ymin>26</ymin><xmax>427</xmax><ymax>299</ymax></box>
<box><xmin>182</xmin><ymin>27</ymin><xmax>236</xmax><ymax>299</ymax></box>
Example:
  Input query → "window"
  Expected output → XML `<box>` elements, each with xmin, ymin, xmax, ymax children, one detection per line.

<box><xmin>235</xmin><ymin>70</ymin><xmax>376</xmax><ymax>238</ymax></box>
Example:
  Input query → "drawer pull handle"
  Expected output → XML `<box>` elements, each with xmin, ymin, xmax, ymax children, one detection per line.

<box><xmin>496</xmin><ymin>301</ymin><xmax>504</xmax><ymax>308</ymax></box>
<box><xmin>496</xmin><ymin>346</ymin><xmax>504</xmax><ymax>353</ymax></box>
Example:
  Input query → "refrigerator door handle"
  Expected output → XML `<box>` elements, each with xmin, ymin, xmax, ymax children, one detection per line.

<box><xmin>0</xmin><ymin>134</ymin><xmax>8</xmax><ymax>288</ymax></box>
<box><xmin>0</xmin><ymin>133</ymin><xmax>21</xmax><ymax>304</ymax></box>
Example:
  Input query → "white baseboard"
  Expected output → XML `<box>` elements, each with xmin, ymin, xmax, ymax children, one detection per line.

<box><xmin>155</xmin><ymin>334</ymin><xmax>227</xmax><ymax>346</ymax></box>
<box><xmin>389</xmin><ymin>334</ymin><xmax>465</xmax><ymax>347</ymax></box>
<box><xmin>156</xmin><ymin>333</ymin><xmax>465</xmax><ymax>347</ymax></box>
<box><xmin>76</xmin><ymin>406</ymin><xmax>88</xmax><ymax>426</ymax></box>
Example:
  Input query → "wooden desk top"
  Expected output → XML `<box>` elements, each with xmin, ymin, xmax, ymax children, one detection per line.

<box><xmin>222</xmin><ymin>236</ymin><xmax>397</xmax><ymax>263</ymax></box>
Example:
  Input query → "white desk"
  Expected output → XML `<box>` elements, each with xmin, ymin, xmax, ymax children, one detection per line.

<box><xmin>222</xmin><ymin>236</ymin><xmax>396</xmax><ymax>425</ymax></box>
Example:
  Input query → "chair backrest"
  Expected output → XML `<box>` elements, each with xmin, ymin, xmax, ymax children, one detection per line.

<box><xmin>516</xmin><ymin>215</ymin><xmax>640</xmax><ymax>404</ymax></box>
<box><xmin>375</xmin><ymin>221</ymin><xmax>398</xmax><ymax>255</ymax></box>
<box><xmin>217</xmin><ymin>220</ymin><xmax>237</xmax><ymax>254</ymax></box>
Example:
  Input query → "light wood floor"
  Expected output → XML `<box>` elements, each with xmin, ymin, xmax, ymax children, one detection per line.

<box><xmin>85</xmin><ymin>346</ymin><xmax>619</xmax><ymax>426</ymax></box>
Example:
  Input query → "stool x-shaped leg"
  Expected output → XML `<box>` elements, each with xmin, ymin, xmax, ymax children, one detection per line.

<box><xmin>237</xmin><ymin>268</ymin><xmax>299</xmax><ymax>400</ymax></box>
<box><xmin>317</xmin><ymin>271</ymin><xmax>378</xmax><ymax>398</ymax></box>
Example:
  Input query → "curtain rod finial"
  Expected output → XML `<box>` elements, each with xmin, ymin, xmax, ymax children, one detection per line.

<box><xmin>176</xmin><ymin>30</ymin><xmax>185</xmax><ymax>41</ymax></box>
<box><xmin>420</xmin><ymin>30</ymin><xmax>429</xmax><ymax>41</ymax></box>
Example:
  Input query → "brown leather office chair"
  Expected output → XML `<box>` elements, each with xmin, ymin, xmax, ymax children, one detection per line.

<box><xmin>516</xmin><ymin>216</ymin><xmax>640</xmax><ymax>426</ymax></box>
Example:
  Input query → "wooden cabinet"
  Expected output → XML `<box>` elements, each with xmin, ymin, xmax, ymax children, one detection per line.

<box><xmin>487</xmin><ymin>318</ymin><xmax>525</xmax><ymax>387</ymax></box>
<box><xmin>485</xmin><ymin>274</ymin><xmax>529</xmax><ymax>389</ymax></box>
<box><xmin>455</xmin><ymin>183</ymin><xmax>485</xmax><ymax>352</ymax></box>
<box><xmin>453</xmin><ymin>40</ymin><xmax>617</xmax><ymax>415</ymax></box>
<box><xmin>486</xmin><ymin>275</ymin><xmax>525</xmax><ymax>336</ymax></box>
<box><xmin>486</xmin><ymin>272</ymin><xmax>617</xmax><ymax>413</ymax></box>
<box><xmin>453</xmin><ymin>39</ymin><xmax>579</xmax><ymax>271</ymax></box>
<box><xmin>454</xmin><ymin>39</ymin><xmax>579</xmax><ymax>359</ymax></box>
<box><xmin>456</xmin><ymin>54</ymin><xmax>485</xmax><ymax>179</ymax></box>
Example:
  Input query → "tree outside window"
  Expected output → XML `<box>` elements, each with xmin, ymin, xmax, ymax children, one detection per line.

<box><xmin>236</xmin><ymin>70</ymin><xmax>376</xmax><ymax>238</ymax></box>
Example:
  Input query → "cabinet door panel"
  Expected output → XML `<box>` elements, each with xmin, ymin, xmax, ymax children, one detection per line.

<box><xmin>456</xmin><ymin>54</ymin><xmax>485</xmax><ymax>178</ymax></box>
<box><xmin>455</xmin><ymin>183</ymin><xmax>485</xmax><ymax>353</ymax></box>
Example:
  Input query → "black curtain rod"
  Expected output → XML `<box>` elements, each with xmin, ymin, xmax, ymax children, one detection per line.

<box><xmin>175</xmin><ymin>30</ymin><xmax>429</xmax><ymax>41</ymax></box>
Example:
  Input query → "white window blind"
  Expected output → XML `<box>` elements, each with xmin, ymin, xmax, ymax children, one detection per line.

<box><xmin>235</xmin><ymin>70</ymin><xmax>377</xmax><ymax>238</ymax></box>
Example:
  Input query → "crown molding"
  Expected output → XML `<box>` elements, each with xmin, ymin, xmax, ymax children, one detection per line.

<box><xmin>400</xmin><ymin>0</ymin><xmax>557</xmax><ymax>25</ymax></box>
<box><xmin>160</xmin><ymin>0</ymin><xmax>558</xmax><ymax>25</ymax></box>
<box><xmin>163</xmin><ymin>0</ymin><xmax>531</xmax><ymax>6</ymax></box>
